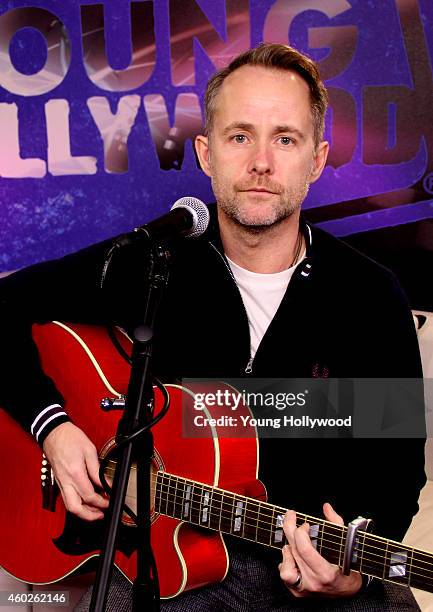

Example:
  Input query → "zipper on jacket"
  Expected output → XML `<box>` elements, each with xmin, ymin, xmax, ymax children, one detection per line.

<box><xmin>208</xmin><ymin>241</ymin><xmax>254</xmax><ymax>376</ymax></box>
<box><xmin>208</xmin><ymin>241</ymin><xmax>237</xmax><ymax>282</ymax></box>
<box><xmin>245</xmin><ymin>357</ymin><xmax>253</xmax><ymax>374</ymax></box>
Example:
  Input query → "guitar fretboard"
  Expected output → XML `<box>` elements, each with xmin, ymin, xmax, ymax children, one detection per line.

<box><xmin>154</xmin><ymin>471</ymin><xmax>433</xmax><ymax>593</ymax></box>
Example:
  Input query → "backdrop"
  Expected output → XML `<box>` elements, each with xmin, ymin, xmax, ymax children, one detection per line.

<box><xmin>0</xmin><ymin>0</ymin><xmax>432</xmax><ymax>308</ymax></box>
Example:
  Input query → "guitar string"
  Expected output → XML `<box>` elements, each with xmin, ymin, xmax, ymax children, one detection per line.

<box><xmin>103</xmin><ymin>468</ymin><xmax>433</xmax><ymax>581</ymax></box>
<box><xmin>115</xmin><ymin>493</ymin><xmax>433</xmax><ymax>585</ymax></box>
<box><xmin>155</xmin><ymin>471</ymin><xmax>433</xmax><ymax>567</ymax></box>
<box><xmin>105</xmin><ymin>465</ymin><xmax>428</xmax><ymax>561</ymax></box>
<box><xmin>151</xmin><ymin>486</ymin><xmax>433</xmax><ymax>580</ymax></box>
<box><xmin>104</xmin><ymin>466</ymin><xmax>344</xmax><ymax>534</ymax></box>
<box><xmin>105</xmin><ymin>465</ymin><xmax>346</xmax><ymax>534</ymax></box>
<box><xmin>105</xmin><ymin>466</ymin><xmax>432</xmax><ymax>566</ymax></box>
<box><xmin>108</xmin><ymin>468</ymin><xmax>349</xmax><ymax>555</ymax></box>
<box><xmin>153</xmin><ymin>490</ymin><xmax>433</xmax><ymax>585</ymax></box>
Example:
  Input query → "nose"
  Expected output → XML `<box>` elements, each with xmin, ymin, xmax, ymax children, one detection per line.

<box><xmin>247</xmin><ymin>142</ymin><xmax>274</xmax><ymax>175</ymax></box>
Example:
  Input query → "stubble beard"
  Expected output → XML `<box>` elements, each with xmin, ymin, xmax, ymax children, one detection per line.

<box><xmin>212</xmin><ymin>175</ymin><xmax>310</xmax><ymax>235</ymax></box>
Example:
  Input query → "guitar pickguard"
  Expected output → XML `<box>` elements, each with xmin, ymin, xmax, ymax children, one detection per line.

<box><xmin>53</xmin><ymin>512</ymin><xmax>137</xmax><ymax>557</ymax></box>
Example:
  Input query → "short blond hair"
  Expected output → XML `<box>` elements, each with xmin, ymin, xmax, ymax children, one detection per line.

<box><xmin>205</xmin><ymin>43</ymin><xmax>328</xmax><ymax>147</ymax></box>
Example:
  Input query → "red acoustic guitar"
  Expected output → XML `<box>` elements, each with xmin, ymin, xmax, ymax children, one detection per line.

<box><xmin>0</xmin><ymin>322</ymin><xmax>432</xmax><ymax>598</ymax></box>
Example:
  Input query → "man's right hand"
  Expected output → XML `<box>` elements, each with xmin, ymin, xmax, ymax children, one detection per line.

<box><xmin>42</xmin><ymin>422</ymin><xmax>109</xmax><ymax>521</ymax></box>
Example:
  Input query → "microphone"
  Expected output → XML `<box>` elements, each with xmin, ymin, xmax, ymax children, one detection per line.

<box><xmin>115</xmin><ymin>197</ymin><xmax>210</xmax><ymax>247</ymax></box>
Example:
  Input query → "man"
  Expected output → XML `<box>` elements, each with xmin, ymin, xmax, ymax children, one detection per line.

<box><xmin>0</xmin><ymin>44</ymin><xmax>425</xmax><ymax>610</ymax></box>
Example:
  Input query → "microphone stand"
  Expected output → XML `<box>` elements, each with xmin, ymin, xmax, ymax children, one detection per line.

<box><xmin>90</xmin><ymin>242</ymin><xmax>169</xmax><ymax>612</ymax></box>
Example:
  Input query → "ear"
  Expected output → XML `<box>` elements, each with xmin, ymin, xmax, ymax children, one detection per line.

<box><xmin>309</xmin><ymin>140</ymin><xmax>329</xmax><ymax>184</ymax></box>
<box><xmin>195</xmin><ymin>134</ymin><xmax>212</xmax><ymax>178</ymax></box>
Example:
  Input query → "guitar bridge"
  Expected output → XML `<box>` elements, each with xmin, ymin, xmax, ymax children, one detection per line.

<box><xmin>41</xmin><ymin>454</ymin><xmax>59</xmax><ymax>512</ymax></box>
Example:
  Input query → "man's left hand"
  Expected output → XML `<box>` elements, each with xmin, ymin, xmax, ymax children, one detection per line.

<box><xmin>278</xmin><ymin>502</ymin><xmax>362</xmax><ymax>598</ymax></box>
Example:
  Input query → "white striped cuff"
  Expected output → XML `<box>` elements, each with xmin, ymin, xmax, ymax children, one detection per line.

<box><xmin>31</xmin><ymin>404</ymin><xmax>67</xmax><ymax>442</ymax></box>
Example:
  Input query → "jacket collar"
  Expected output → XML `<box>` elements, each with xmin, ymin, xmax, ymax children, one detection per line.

<box><xmin>204</xmin><ymin>202</ymin><xmax>313</xmax><ymax>265</ymax></box>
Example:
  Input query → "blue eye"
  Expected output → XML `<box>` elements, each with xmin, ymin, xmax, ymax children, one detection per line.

<box><xmin>232</xmin><ymin>134</ymin><xmax>247</xmax><ymax>143</ymax></box>
<box><xmin>279</xmin><ymin>136</ymin><xmax>293</xmax><ymax>145</ymax></box>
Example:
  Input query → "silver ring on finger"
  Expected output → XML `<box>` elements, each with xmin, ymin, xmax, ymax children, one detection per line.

<box><xmin>290</xmin><ymin>570</ymin><xmax>303</xmax><ymax>591</ymax></box>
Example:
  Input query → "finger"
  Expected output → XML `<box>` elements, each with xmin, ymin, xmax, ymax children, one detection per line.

<box><xmin>282</xmin><ymin>512</ymin><xmax>312</xmax><ymax>576</ymax></box>
<box><xmin>54</xmin><ymin>465</ymin><xmax>108</xmax><ymax>510</ymax></box>
<box><xmin>61</xmin><ymin>484</ymin><xmax>104</xmax><ymax>521</ymax></box>
<box><xmin>279</xmin><ymin>545</ymin><xmax>301</xmax><ymax>588</ymax></box>
<box><xmin>84</xmin><ymin>445</ymin><xmax>103</xmax><ymax>488</ymax></box>
<box><xmin>283</xmin><ymin>510</ymin><xmax>298</xmax><ymax>546</ymax></box>
<box><xmin>64</xmin><ymin>456</ymin><xmax>109</xmax><ymax>510</ymax></box>
<box><xmin>280</xmin><ymin>548</ymin><xmax>307</xmax><ymax>598</ymax></box>
<box><xmin>80</xmin><ymin>504</ymin><xmax>105</xmax><ymax>520</ymax></box>
<box><xmin>279</xmin><ymin>543</ymin><xmax>296</xmax><ymax>570</ymax></box>
<box><xmin>283</xmin><ymin>510</ymin><xmax>306</xmax><ymax>569</ymax></box>
<box><xmin>293</xmin><ymin>524</ymin><xmax>336</xmax><ymax>579</ymax></box>
<box><xmin>83</xmin><ymin>489</ymin><xmax>109</xmax><ymax>509</ymax></box>
<box><xmin>83</xmin><ymin>446</ymin><xmax>112</xmax><ymax>507</ymax></box>
<box><xmin>284</xmin><ymin>511</ymin><xmax>336</xmax><ymax>580</ymax></box>
<box><xmin>323</xmin><ymin>502</ymin><xmax>344</xmax><ymax>525</ymax></box>
<box><xmin>75</xmin><ymin>473</ymin><xmax>109</xmax><ymax>509</ymax></box>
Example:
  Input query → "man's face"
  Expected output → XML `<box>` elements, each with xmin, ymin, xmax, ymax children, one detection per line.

<box><xmin>196</xmin><ymin>65</ymin><xmax>328</xmax><ymax>230</ymax></box>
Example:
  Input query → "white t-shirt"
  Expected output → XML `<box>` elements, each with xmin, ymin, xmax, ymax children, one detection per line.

<box><xmin>226</xmin><ymin>253</ymin><xmax>305</xmax><ymax>359</ymax></box>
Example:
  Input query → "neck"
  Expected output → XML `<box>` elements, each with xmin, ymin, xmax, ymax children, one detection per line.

<box><xmin>218</xmin><ymin>208</ymin><xmax>303</xmax><ymax>273</ymax></box>
<box><xmin>155</xmin><ymin>470</ymin><xmax>433</xmax><ymax>594</ymax></box>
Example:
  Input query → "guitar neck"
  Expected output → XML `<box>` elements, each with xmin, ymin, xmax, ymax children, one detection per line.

<box><xmin>154</xmin><ymin>471</ymin><xmax>433</xmax><ymax>593</ymax></box>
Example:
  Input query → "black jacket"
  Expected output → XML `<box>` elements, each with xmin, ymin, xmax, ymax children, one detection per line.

<box><xmin>0</xmin><ymin>204</ymin><xmax>426</xmax><ymax>541</ymax></box>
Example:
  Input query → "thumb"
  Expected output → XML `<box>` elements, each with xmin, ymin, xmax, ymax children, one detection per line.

<box><xmin>323</xmin><ymin>502</ymin><xmax>344</xmax><ymax>525</ymax></box>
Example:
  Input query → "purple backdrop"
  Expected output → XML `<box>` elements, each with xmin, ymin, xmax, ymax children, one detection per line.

<box><xmin>0</xmin><ymin>0</ymin><xmax>432</xmax><ymax>306</ymax></box>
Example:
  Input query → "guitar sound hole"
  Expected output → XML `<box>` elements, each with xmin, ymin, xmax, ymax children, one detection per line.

<box><xmin>100</xmin><ymin>439</ymin><xmax>164</xmax><ymax>526</ymax></box>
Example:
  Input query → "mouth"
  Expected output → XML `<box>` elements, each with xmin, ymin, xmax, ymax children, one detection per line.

<box><xmin>240</xmin><ymin>188</ymin><xmax>278</xmax><ymax>194</ymax></box>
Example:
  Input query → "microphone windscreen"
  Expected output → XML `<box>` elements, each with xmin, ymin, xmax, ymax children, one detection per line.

<box><xmin>171</xmin><ymin>197</ymin><xmax>210</xmax><ymax>238</ymax></box>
